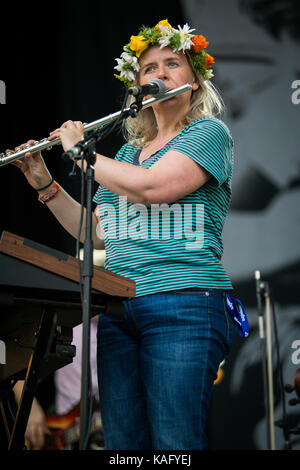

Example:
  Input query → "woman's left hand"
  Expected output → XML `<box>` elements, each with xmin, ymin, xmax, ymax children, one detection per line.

<box><xmin>48</xmin><ymin>120</ymin><xmax>84</xmax><ymax>152</ymax></box>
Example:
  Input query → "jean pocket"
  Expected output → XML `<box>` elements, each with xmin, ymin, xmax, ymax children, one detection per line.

<box><xmin>171</xmin><ymin>287</ymin><xmax>210</xmax><ymax>296</ymax></box>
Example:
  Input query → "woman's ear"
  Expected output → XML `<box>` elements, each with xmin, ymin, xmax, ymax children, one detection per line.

<box><xmin>192</xmin><ymin>80</ymin><xmax>200</xmax><ymax>91</ymax></box>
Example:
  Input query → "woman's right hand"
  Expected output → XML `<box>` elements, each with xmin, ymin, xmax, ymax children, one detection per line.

<box><xmin>6</xmin><ymin>140</ymin><xmax>53</xmax><ymax>191</ymax></box>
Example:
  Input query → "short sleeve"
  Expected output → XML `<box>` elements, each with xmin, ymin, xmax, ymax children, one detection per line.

<box><xmin>93</xmin><ymin>185</ymin><xmax>101</xmax><ymax>204</ymax></box>
<box><xmin>171</xmin><ymin>118</ymin><xmax>234</xmax><ymax>187</ymax></box>
<box><xmin>92</xmin><ymin>143</ymin><xmax>134</xmax><ymax>204</ymax></box>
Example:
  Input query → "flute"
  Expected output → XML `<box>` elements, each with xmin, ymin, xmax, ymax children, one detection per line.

<box><xmin>0</xmin><ymin>84</ymin><xmax>192</xmax><ymax>168</ymax></box>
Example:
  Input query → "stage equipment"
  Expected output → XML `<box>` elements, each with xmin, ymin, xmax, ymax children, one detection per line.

<box><xmin>0</xmin><ymin>231</ymin><xmax>135</xmax><ymax>450</ymax></box>
<box><xmin>255</xmin><ymin>270</ymin><xmax>300</xmax><ymax>450</ymax></box>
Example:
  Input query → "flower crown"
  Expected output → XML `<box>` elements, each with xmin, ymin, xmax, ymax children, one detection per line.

<box><xmin>114</xmin><ymin>19</ymin><xmax>215</xmax><ymax>87</ymax></box>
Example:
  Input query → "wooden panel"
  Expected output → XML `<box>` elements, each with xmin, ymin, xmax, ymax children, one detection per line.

<box><xmin>0</xmin><ymin>231</ymin><xmax>135</xmax><ymax>297</ymax></box>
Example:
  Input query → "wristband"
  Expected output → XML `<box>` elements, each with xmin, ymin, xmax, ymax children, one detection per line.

<box><xmin>38</xmin><ymin>181</ymin><xmax>60</xmax><ymax>204</ymax></box>
<box><xmin>35</xmin><ymin>178</ymin><xmax>54</xmax><ymax>192</ymax></box>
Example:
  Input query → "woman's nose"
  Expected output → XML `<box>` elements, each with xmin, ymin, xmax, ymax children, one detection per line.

<box><xmin>156</xmin><ymin>65</ymin><xmax>168</xmax><ymax>81</ymax></box>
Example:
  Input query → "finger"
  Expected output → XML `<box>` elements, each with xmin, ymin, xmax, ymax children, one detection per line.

<box><xmin>49</xmin><ymin>121</ymin><xmax>70</xmax><ymax>134</ymax></box>
<box><xmin>74</xmin><ymin>121</ymin><xmax>85</xmax><ymax>132</ymax></box>
<box><xmin>49</xmin><ymin>128</ymin><xmax>64</xmax><ymax>137</ymax></box>
<box><xmin>6</xmin><ymin>149</ymin><xmax>23</xmax><ymax>168</ymax></box>
<box><xmin>48</xmin><ymin>131</ymin><xmax>59</xmax><ymax>140</ymax></box>
<box><xmin>15</xmin><ymin>142</ymin><xmax>29</xmax><ymax>150</ymax></box>
<box><xmin>6</xmin><ymin>148</ymin><xmax>24</xmax><ymax>162</ymax></box>
<box><xmin>14</xmin><ymin>141</ymin><xmax>35</xmax><ymax>153</ymax></box>
<box><xmin>49</xmin><ymin>128</ymin><xmax>60</xmax><ymax>134</ymax></box>
<box><xmin>35</xmin><ymin>426</ymin><xmax>45</xmax><ymax>448</ymax></box>
<box><xmin>25</xmin><ymin>427</ymin><xmax>35</xmax><ymax>446</ymax></box>
<box><xmin>23</xmin><ymin>140</ymin><xmax>39</xmax><ymax>154</ymax></box>
<box><xmin>48</xmin><ymin>127</ymin><xmax>65</xmax><ymax>141</ymax></box>
<box><xmin>27</xmin><ymin>424</ymin><xmax>43</xmax><ymax>448</ymax></box>
<box><xmin>10</xmin><ymin>160</ymin><xmax>23</xmax><ymax>168</ymax></box>
<box><xmin>61</xmin><ymin>120</ymin><xmax>74</xmax><ymax>128</ymax></box>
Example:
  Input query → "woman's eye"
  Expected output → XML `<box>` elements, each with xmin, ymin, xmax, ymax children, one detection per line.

<box><xmin>143</xmin><ymin>61</ymin><xmax>179</xmax><ymax>74</ymax></box>
<box><xmin>144</xmin><ymin>65</ymin><xmax>156</xmax><ymax>74</ymax></box>
<box><xmin>168</xmin><ymin>61</ymin><xmax>178</xmax><ymax>67</ymax></box>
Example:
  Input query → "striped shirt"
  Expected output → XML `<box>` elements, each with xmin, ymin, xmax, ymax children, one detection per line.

<box><xmin>93</xmin><ymin>117</ymin><xmax>234</xmax><ymax>296</ymax></box>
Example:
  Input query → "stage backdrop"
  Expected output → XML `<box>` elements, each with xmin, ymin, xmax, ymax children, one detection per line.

<box><xmin>181</xmin><ymin>0</ymin><xmax>300</xmax><ymax>450</ymax></box>
<box><xmin>0</xmin><ymin>0</ymin><xmax>299</xmax><ymax>451</ymax></box>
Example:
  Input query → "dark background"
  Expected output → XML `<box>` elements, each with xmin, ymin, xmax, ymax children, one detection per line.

<box><xmin>0</xmin><ymin>1</ymin><xmax>185</xmax><ymax>256</ymax></box>
<box><xmin>1</xmin><ymin>0</ymin><xmax>299</xmax><ymax>451</ymax></box>
<box><xmin>0</xmin><ymin>0</ymin><xmax>187</xmax><ymax>450</ymax></box>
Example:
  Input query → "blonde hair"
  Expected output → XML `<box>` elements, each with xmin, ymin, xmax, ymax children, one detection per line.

<box><xmin>122</xmin><ymin>56</ymin><xmax>225</xmax><ymax>147</ymax></box>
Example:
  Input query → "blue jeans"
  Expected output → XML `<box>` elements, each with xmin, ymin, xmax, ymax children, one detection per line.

<box><xmin>97</xmin><ymin>288</ymin><xmax>236</xmax><ymax>450</ymax></box>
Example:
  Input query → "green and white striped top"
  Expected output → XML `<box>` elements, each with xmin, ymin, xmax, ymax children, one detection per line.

<box><xmin>93</xmin><ymin>117</ymin><xmax>234</xmax><ymax>296</ymax></box>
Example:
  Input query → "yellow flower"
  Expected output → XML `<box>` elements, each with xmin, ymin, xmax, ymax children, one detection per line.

<box><xmin>130</xmin><ymin>35</ymin><xmax>149</xmax><ymax>58</ymax></box>
<box><xmin>155</xmin><ymin>19</ymin><xmax>172</xmax><ymax>31</ymax></box>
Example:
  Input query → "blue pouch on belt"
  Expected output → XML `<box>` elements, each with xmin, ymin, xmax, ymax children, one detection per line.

<box><xmin>225</xmin><ymin>292</ymin><xmax>249</xmax><ymax>338</ymax></box>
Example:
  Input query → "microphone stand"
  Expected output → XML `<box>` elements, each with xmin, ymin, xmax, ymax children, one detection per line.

<box><xmin>255</xmin><ymin>270</ymin><xmax>275</xmax><ymax>450</ymax></box>
<box><xmin>73</xmin><ymin>130</ymin><xmax>96</xmax><ymax>451</ymax></box>
<box><xmin>62</xmin><ymin>93</ymin><xmax>145</xmax><ymax>450</ymax></box>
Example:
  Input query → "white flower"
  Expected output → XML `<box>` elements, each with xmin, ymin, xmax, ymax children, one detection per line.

<box><xmin>114</xmin><ymin>52</ymin><xmax>140</xmax><ymax>82</ymax></box>
<box><xmin>204</xmin><ymin>69</ymin><xmax>214</xmax><ymax>80</ymax></box>
<box><xmin>157</xmin><ymin>25</ymin><xmax>174</xmax><ymax>49</ymax></box>
<box><xmin>123</xmin><ymin>52</ymin><xmax>140</xmax><ymax>72</ymax></box>
<box><xmin>174</xmin><ymin>23</ymin><xmax>195</xmax><ymax>52</ymax></box>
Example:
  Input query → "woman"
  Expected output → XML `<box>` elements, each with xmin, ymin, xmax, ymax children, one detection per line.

<box><xmin>8</xmin><ymin>19</ymin><xmax>236</xmax><ymax>449</ymax></box>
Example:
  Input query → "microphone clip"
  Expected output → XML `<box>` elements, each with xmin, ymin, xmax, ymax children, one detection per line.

<box><xmin>128</xmin><ymin>94</ymin><xmax>144</xmax><ymax>118</ymax></box>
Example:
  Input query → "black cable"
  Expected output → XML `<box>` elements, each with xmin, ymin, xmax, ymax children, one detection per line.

<box><xmin>94</xmin><ymin>87</ymin><xmax>130</xmax><ymax>142</ymax></box>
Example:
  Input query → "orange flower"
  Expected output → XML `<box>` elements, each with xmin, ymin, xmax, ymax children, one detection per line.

<box><xmin>191</xmin><ymin>35</ymin><xmax>209</xmax><ymax>53</ymax></box>
<box><xmin>204</xmin><ymin>53</ymin><xmax>214</xmax><ymax>68</ymax></box>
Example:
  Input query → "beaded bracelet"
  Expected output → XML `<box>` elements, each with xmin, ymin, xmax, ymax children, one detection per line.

<box><xmin>38</xmin><ymin>181</ymin><xmax>61</xmax><ymax>204</ymax></box>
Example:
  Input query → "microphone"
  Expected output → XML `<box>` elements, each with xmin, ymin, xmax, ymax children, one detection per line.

<box><xmin>128</xmin><ymin>78</ymin><xmax>166</xmax><ymax>97</ymax></box>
